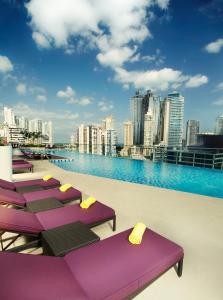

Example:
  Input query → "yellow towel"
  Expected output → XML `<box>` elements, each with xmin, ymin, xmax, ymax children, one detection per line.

<box><xmin>42</xmin><ymin>175</ymin><xmax>53</xmax><ymax>181</ymax></box>
<box><xmin>128</xmin><ymin>223</ymin><xmax>146</xmax><ymax>245</ymax></box>
<box><xmin>80</xmin><ymin>196</ymin><xmax>96</xmax><ymax>209</ymax></box>
<box><xmin>59</xmin><ymin>184</ymin><xmax>72</xmax><ymax>192</ymax></box>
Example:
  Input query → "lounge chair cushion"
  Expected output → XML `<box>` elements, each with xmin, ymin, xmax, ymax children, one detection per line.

<box><xmin>36</xmin><ymin>201</ymin><xmax>115</xmax><ymax>230</ymax></box>
<box><xmin>14</xmin><ymin>178</ymin><xmax>60</xmax><ymax>189</ymax></box>
<box><xmin>23</xmin><ymin>187</ymin><xmax>81</xmax><ymax>203</ymax></box>
<box><xmin>0</xmin><ymin>252</ymin><xmax>87</xmax><ymax>300</ymax></box>
<box><xmin>13</xmin><ymin>163</ymin><xmax>33</xmax><ymax>170</ymax></box>
<box><xmin>0</xmin><ymin>188</ymin><xmax>25</xmax><ymax>206</ymax></box>
<box><xmin>0</xmin><ymin>179</ymin><xmax>14</xmax><ymax>191</ymax></box>
<box><xmin>0</xmin><ymin>206</ymin><xmax>43</xmax><ymax>234</ymax></box>
<box><xmin>65</xmin><ymin>228</ymin><xmax>183</xmax><ymax>300</ymax></box>
<box><xmin>0</xmin><ymin>228</ymin><xmax>183</xmax><ymax>300</ymax></box>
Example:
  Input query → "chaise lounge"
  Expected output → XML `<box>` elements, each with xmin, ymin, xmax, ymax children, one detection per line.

<box><xmin>0</xmin><ymin>201</ymin><xmax>116</xmax><ymax>251</ymax></box>
<box><xmin>0</xmin><ymin>227</ymin><xmax>184</xmax><ymax>300</ymax></box>
<box><xmin>0</xmin><ymin>177</ymin><xmax>60</xmax><ymax>191</ymax></box>
<box><xmin>13</xmin><ymin>161</ymin><xmax>33</xmax><ymax>173</ymax></box>
<box><xmin>0</xmin><ymin>186</ymin><xmax>82</xmax><ymax>208</ymax></box>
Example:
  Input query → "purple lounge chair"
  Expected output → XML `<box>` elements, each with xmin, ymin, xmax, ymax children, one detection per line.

<box><xmin>0</xmin><ymin>186</ymin><xmax>82</xmax><ymax>208</ymax></box>
<box><xmin>0</xmin><ymin>228</ymin><xmax>183</xmax><ymax>300</ymax></box>
<box><xmin>0</xmin><ymin>201</ymin><xmax>116</xmax><ymax>251</ymax></box>
<box><xmin>13</xmin><ymin>162</ymin><xmax>33</xmax><ymax>172</ymax></box>
<box><xmin>0</xmin><ymin>178</ymin><xmax>60</xmax><ymax>191</ymax></box>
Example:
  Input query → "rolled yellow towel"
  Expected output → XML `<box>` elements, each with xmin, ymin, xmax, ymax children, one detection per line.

<box><xmin>128</xmin><ymin>223</ymin><xmax>146</xmax><ymax>245</ymax></box>
<box><xmin>59</xmin><ymin>184</ymin><xmax>72</xmax><ymax>192</ymax></box>
<box><xmin>42</xmin><ymin>175</ymin><xmax>53</xmax><ymax>182</ymax></box>
<box><xmin>80</xmin><ymin>196</ymin><xmax>96</xmax><ymax>209</ymax></box>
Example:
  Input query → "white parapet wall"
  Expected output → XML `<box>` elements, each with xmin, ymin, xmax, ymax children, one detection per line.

<box><xmin>0</xmin><ymin>145</ymin><xmax>12</xmax><ymax>181</ymax></box>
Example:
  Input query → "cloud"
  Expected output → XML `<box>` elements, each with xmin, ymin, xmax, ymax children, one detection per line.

<box><xmin>213</xmin><ymin>97</ymin><xmax>223</xmax><ymax>106</ymax></box>
<box><xmin>216</xmin><ymin>82</ymin><xmax>223</xmax><ymax>91</ymax></box>
<box><xmin>185</xmin><ymin>75</ymin><xmax>208</xmax><ymax>88</ymax></box>
<box><xmin>16</xmin><ymin>83</ymin><xmax>27</xmax><ymax>95</ymax></box>
<box><xmin>36</xmin><ymin>94</ymin><xmax>47</xmax><ymax>102</ymax></box>
<box><xmin>79</xmin><ymin>97</ymin><xmax>92</xmax><ymax>106</ymax></box>
<box><xmin>32</xmin><ymin>32</ymin><xmax>51</xmax><ymax>49</ymax></box>
<box><xmin>205</xmin><ymin>38</ymin><xmax>223</xmax><ymax>53</ymax></box>
<box><xmin>114</xmin><ymin>67</ymin><xmax>188</xmax><ymax>91</ymax></box>
<box><xmin>57</xmin><ymin>86</ymin><xmax>75</xmax><ymax>98</ymax></box>
<box><xmin>29</xmin><ymin>85</ymin><xmax>46</xmax><ymax>94</ymax></box>
<box><xmin>98</xmin><ymin>101</ymin><xmax>113</xmax><ymax>112</ymax></box>
<box><xmin>26</xmin><ymin>0</ymin><xmax>169</xmax><ymax>69</ymax></box>
<box><xmin>0</xmin><ymin>55</ymin><xmax>13</xmax><ymax>73</ymax></box>
<box><xmin>57</xmin><ymin>86</ymin><xmax>92</xmax><ymax>106</ymax></box>
<box><xmin>13</xmin><ymin>102</ymin><xmax>79</xmax><ymax>121</ymax></box>
<box><xmin>26</xmin><ymin>0</ymin><xmax>207</xmax><ymax>91</ymax></box>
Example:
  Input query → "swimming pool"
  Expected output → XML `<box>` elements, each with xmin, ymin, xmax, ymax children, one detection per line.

<box><xmin>48</xmin><ymin>149</ymin><xmax>223</xmax><ymax>199</ymax></box>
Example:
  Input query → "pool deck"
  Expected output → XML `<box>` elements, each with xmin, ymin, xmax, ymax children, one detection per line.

<box><xmin>13</xmin><ymin>159</ymin><xmax>223</xmax><ymax>300</ymax></box>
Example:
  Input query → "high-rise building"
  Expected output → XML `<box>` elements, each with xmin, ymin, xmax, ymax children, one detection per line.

<box><xmin>4</xmin><ymin>107</ymin><xmax>15</xmax><ymax>126</ymax></box>
<box><xmin>130</xmin><ymin>90</ymin><xmax>149</xmax><ymax>145</ymax></box>
<box><xmin>144</xmin><ymin>107</ymin><xmax>154</xmax><ymax>147</ymax></box>
<box><xmin>102</xmin><ymin>115</ymin><xmax>114</xmax><ymax>130</ymax></box>
<box><xmin>145</xmin><ymin>91</ymin><xmax>161</xmax><ymax>144</ymax></box>
<box><xmin>123</xmin><ymin>121</ymin><xmax>133</xmax><ymax>146</ymax></box>
<box><xmin>186</xmin><ymin>120</ymin><xmax>200</xmax><ymax>146</ymax></box>
<box><xmin>160</xmin><ymin>92</ymin><xmax>184</xmax><ymax>148</ymax></box>
<box><xmin>104</xmin><ymin>129</ymin><xmax>117</xmax><ymax>156</ymax></box>
<box><xmin>215</xmin><ymin>115</ymin><xmax>223</xmax><ymax>134</ymax></box>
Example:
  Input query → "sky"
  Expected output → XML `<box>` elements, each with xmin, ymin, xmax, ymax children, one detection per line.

<box><xmin>0</xmin><ymin>0</ymin><xmax>222</xmax><ymax>142</ymax></box>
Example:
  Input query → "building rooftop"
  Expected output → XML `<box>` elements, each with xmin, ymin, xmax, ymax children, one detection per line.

<box><xmin>11</xmin><ymin>159</ymin><xmax>223</xmax><ymax>300</ymax></box>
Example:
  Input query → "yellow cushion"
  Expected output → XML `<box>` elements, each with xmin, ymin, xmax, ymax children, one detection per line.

<box><xmin>59</xmin><ymin>184</ymin><xmax>72</xmax><ymax>192</ymax></box>
<box><xmin>42</xmin><ymin>175</ymin><xmax>53</xmax><ymax>182</ymax></box>
<box><xmin>80</xmin><ymin>196</ymin><xmax>96</xmax><ymax>209</ymax></box>
<box><xmin>128</xmin><ymin>223</ymin><xmax>146</xmax><ymax>245</ymax></box>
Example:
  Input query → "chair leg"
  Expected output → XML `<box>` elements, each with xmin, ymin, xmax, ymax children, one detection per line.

<box><xmin>177</xmin><ymin>257</ymin><xmax>183</xmax><ymax>277</ymax></box>
<box><xmin>112</xmin><ymin>216</ymin><xmax>116</xmax><ymax>231</ymax></box>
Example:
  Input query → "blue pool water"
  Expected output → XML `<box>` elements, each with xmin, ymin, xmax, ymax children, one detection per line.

<box><xmin>48</xmin><ymin>149</ymin><xmax>223</xmax><ymax>199</ymax></box>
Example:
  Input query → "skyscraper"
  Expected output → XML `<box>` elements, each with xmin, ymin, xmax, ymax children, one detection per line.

<box><xmin>130</xmin><ymin>91</ymin><xmax>149</xmax><ymax>145</ymax></box>
<box><xmin>103</xmin><ymin>115</ymin><xmax>114</xmax><ymax>130</ymax></box>
<box><xmin>215</xmin><ymin>115</ymin><xmax>223</xmax><ymax>134</ymax></box>
<box><xmin>160</xmin><ymin>92</ymin><xmax>184</xmax><ymax>148</ymax></box>
<box><xmin>4</xmin><ymin>107</ymin><xmax>15</xmax><ymax>126</ymax></box>
<box><xmin>123</xmin><ymin>121</ymin><xmax>133</xmax><ymax>146</ymax></box>
<box><xmin>144</xmin><ymin>107</ymin><xmax>154</xmax><ymax>147</ymax></box>
<box><xmin>186</xmin><ymin>120</ymin><xmax>199</xmax><ymax>146</ymax></box>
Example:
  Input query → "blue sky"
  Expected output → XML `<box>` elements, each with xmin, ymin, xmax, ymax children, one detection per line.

<box><xmin>0</xmin><ymin>0</ymin><xmax>222</xmax><ymax>142</ymax></box>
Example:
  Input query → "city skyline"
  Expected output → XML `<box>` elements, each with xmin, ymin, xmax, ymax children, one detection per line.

<box><xmin>0</xmin><ymin>0</ymin><xmax>223</xmax><ymax>142</ymax></box>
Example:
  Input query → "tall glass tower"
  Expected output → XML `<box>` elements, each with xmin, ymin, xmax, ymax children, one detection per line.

<box><xmin>130</xmin><ymin>91</ymin><xmax>149</xmax><ymax>145</ymax></box>
<box><xmin>161</xmin><ymin>92</ymin><xmax>184</xmax><ymax>148</ymax></box>
<box><xmin>215</xmin><ymin>115</ymin><xmax>223</xmax><ymax>134</ymax></box>
<box><xmin>186</xmin><ymin>120</ymin><xmax>200</xmax><ymax>146</ymax></box>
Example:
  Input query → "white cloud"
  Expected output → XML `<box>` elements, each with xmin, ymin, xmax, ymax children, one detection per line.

<box><xmin>216</xmin><ymin>82</ymin><xmax>223</xmax><ymax>91</ymax></box>
<box><xmin>185</xmin><ymin>75</ymin><xmax>208</xmax><ymax>88</ymax></box>
<box><xmin>0</xmin><ymin>55</ymin><xmax>13</xmax><ymax>73</ymax></box>
<box><xmin>205</xmin><ymin>38</ymin><xmax>223</xmax><ymax>53</ymax></box>
<box><xmin>57</xmin><ymin>86</ymin><xmax>75</xmax><ymax>98</ymax></box>
<box><xmin>26</xmin><ymin>0</ymin><xmax>207</xmax><ymax>91</ymax></box>
<box><xmin>29</xmin><ymin>86</ymin><xmax>46</xmax><ymax>94</ymax></box>
<box><xmin>57</xmin><ymin>86</ymin><xmax>92</xmax><ymax>106</ymax></box>
<box><xmin>32</xmin><ymin>32</ymin><xmax>51</xmax><ymax>49</ymax></box>
<box><xmin>16</xmin><ymin>83</ymin><xmax>27</xmax><ymax>95</ymax></box>
<box><xmin>97</xmin><ymin>46</ymin><xmax>137</xmax><ymax>68</ymax></box>
<box><xmin>26</xmin><ymin>0</ymin><xmax>169</xmax><ymax>69</ymax></box>
<box><xmin>114</xmin><ymin>67</ymin><xmax>187</xmax><ymax>91</ymax></box>
<box><xmin>98</xmin><ymin>101</ymin><xmax>113</xmax><ymax>111</ymax></box>
<box><xmin>13</xmin><ymin>102</ymin><xmax>79</xmax><ymax>121</ymax></box>
<box><xmin>213</xmin><ymin>97</ymin><xmax>223</xmax><ymax>106</ymax></box>
<box><xmin>36</xmin><ymin>94</ymin><xmax>47</xmax><ymax>102</ymax></box>
<box><xmin>79</xmin><ymin>97</ymin><xmax>92</xmax><ymax>106</ymax></box>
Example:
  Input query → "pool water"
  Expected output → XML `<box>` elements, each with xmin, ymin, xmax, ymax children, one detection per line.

<box><xmin>48</xmin><ymin>149</ymin><xmax>223</xmax><ymax>199</ymax></box>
